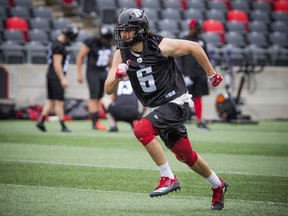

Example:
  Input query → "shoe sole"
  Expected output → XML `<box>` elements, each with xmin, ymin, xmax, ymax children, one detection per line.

<box><xmin>149</xmin><ymin>183</ymin><xmax>181</xmax><ymax>198</ymax></box>
<box><xmin>211</xmin><ymin>182</ymin><xmax>229</xmax><ymax>210</ymax></box>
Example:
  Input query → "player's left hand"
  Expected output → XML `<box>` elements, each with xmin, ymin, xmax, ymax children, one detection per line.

<box><xmin>208</xmin><ymin>72</ymin><xmax>223</xmax><ymax>87</ymax></box>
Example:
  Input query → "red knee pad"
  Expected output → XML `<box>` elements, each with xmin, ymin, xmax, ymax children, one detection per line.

<box><xmin>133</xmin><ymin>118</ymin><xmax>160</xmax><ymax>146</ymax></box>
<box><xmin>170</xmin><ymin>137</ymin><xmax>198</xmax><ymax>167</ymax></box>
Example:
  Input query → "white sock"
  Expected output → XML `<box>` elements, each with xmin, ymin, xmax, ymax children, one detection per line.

<box><xmin>206</xmin><ymin>171</ymin><xmax>221</xmax><ymax>189</ymax></box>
<box><xmin>158</xmin><ymin>162</ymin><xmax>174</xmax><ymax>179</ymax></box>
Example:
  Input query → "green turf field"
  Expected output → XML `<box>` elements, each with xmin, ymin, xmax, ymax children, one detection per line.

<box><xmin>0</xmin><ymin>119</ymin><xmax>288</xmax><ymax>216</ymax></box>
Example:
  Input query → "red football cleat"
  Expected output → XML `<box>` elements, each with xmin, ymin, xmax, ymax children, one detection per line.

<box><xmin>149</xmin><ymin>175</ymin><xmax>180</xmax><ymax>197</ymax></box>
<box><xmin>211</xmin><ymin>179</ymin><xmax>228</xmax><ymax>210</ymax></box>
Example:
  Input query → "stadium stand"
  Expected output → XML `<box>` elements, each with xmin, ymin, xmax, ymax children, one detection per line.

<box><xmin>142</xmin><ymin>8</ymin><xmax>160</xmax><ymax>20</ymax></box>
<box><xmin>157</xmin><ymin>19</ymin><xmax>180</xmax><ymax>35</ymax></box>
<box><xmin>9</xmin><ymin>6</ymin><xmax>32</xmax><ymax>19</ymax></box>
<box><xmin>13</xmin><ymin>0</ymin><xmax>33</xmax><ymax>7</ymax></box>
<box><xmin>1</xmin><ymin>40</ymin><xmax>26</xmax><ymax>63</ymax></box>
<box><xmin>162</xmin><ymin>0</ymin><xmax>182</xmax><ymax>9</ymax></box>
<box><xmin>160</xmin><ymin>8</ymin><xmax>182</xmax><ymax>20</ymax></box>
<box><xmin>183</xmin><ymin>8</ymin><xmax>205</xmax><ymax>21</ymax></box>
<box><xmin>141</xmin><ymin>0</ymin><xmax>162</xmax><ymax>9</ymax></box>
<box><xmin>205</xmin><ymin>9</ymin><xmax>227</xmax><ymax>23</ymax></box>
<box><xmin>29</xmin><ymin>17</ymin><xmax>51</xmax><ymax>32</ymax></box>
<box><xmin>28</xmin><ymin>29</ymin><xmax>50</xmax><ymax>45</ymax></box>
<box><xmin>231</xmin><ymin>0</ymin><xmax>251</xmax><ymax>13</ymax></box>
<box><xmin>203</xmin><ymin>19</ymin><xmax>225</xmax><ymax>43</ymax></box>
<box><xmin>0</xmin><ymin>0</ymin><xmax>287</xmax><ymax>67</ymax></box>
<box><xmin>31</xmin><ymin>6</ymin><xmax>53</xmax><ymax>19</ymax></box>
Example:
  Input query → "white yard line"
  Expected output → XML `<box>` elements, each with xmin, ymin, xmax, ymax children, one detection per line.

<box><xmin>1</xmin><ymin>158</ymin><xmax>288</xmax><ymax>177</ymax></box>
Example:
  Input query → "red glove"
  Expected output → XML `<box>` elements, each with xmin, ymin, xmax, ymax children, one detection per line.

<box><xmin>208</xmin><ymin>72</ymin><xmax>223</xmax><ymax>87</ymax></box>
<box><xmin>115</xmin><ymin>60</ymin><xmax>131</xmax><ymax>80</ymax></box>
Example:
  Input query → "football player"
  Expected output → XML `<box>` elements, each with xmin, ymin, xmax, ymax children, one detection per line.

<box><xmin>105</xmin><ymin>9</ymin><xmax>227</xmax><ymax>210</ymax></box>
<box><xmin>36</xmin><ymin>25</ymin><xmax>79</xmax><ymax>132</ymax></box>
<box><xmin>76</xmin><ymin>26</ymin><xmax>113</xmax><ymax>130</ymax></box>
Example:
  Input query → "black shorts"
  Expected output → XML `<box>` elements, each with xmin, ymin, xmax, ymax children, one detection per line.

<box><xmin>108</xmin><ymin>103</ymin><xmax>140</xmax><ymax>123</ymax></box>
<box><xmin>188</xmin><ymin>76</ymin><xmax>209</xmax><ymax>98</ymax></box>
<box><xmin>145</xmin><ymin>102</ymin><xmax>190</xmax><ymax>148</ymax></box>
<box><xmin>47</xmin><ymin>77</ymin><xmax>64</xmax><ymax>101</ymax></box>
<box><xmin>86</xmin><ymin>72</ymin><xmax>106</xmax><ymax>99</ymax></box>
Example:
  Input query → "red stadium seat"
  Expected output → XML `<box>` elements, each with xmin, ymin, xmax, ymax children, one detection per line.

<box><xmin>203</xmin><ymin>19</ymin><xmax>225</xmax><ymax>43</ymax></box>
<box><xmin>6</xmin><ymin>17</ymin><xmax>29</xmax><ymax>41</ymax></box>
<box><xmin>273</xmin><ymin>1</ymin><xmax>288</xmax><ymax>12</ymax></box>
<box><xmin>227</xmin><ymin>10</ymin><xmax>249</xmax><ymax>31</ymax></box>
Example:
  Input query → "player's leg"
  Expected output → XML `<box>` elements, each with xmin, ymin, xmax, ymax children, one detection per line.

<box><xmin>87</xmin><ymin>74</ymin><xmax>106</xmax><ymax>130</ymax></box>
<box><xmin>133</xmin><ymin>116</ymin><xmax>180</xmax><ymax>197</ymax></box>
<box><xmin>36</xmin><ymin>79</ymin><xmax>55</xmax><ymax>132</ymax></box>
<box><xmin>54</xmin><ymin>99</ymin><xmax>70</xmax><ymax>132</ymax></box>
<box><xmin>36</xmin><ymin>100</ymin><xmax>53</xmax><ymax>132</ymax></box>
<box><xmin>170</xmin><ymin>135</ymin><xmax>228</xmax><ymax>210</ymax></box>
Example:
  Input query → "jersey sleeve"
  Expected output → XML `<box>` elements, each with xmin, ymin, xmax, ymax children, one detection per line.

<box><xmin>84</xmin><ymin>37</ymin><xmax>96</xmax><ymax>49</ymax></box>
<box><xmin>52</xmin><ymin>42</ymin><xmax>65</xmax><ymax>55</ymax></box>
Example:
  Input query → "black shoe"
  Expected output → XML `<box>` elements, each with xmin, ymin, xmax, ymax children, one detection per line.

<box><xmin>197</xmin><ymin>122</ymin><xmax>211</xmax><ymax>131</ymax></box>
<box><xmin>36</xmin><ymin>122</ymin><xmax>46</xmax><ymax>132</ymax></box>
<box><xmin>62</xmin><ymin>128</ymin><xmax>71</xmax><ymax>132</ymax></box>
<box><xmin>108</xmin><ymin>126</ymin><xmax>118</xmax><ymax>132</ymax></box>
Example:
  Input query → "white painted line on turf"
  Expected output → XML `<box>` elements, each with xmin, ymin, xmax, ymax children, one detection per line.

<box><xmin>1</xmin><ymin>158</ymin><xmax>288</xmax><ymax>177</ymax></box>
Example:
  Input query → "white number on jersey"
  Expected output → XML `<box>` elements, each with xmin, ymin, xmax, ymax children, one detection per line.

<box><xmin>117</xmin><ymin>80</ymin><xmax>133</xmax><ymax>96</ymax></box>
<box><xmin>96</xmin><ymin>49</ymin><xmax>111</xmax><ymax>67</ymax></box>
<box><xmin>136</xmin><ymin>66</ymin><xmax>156</xmax><ymax>93</ymax></box>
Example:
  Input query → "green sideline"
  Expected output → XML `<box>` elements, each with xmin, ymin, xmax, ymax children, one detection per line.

<box><xmin>0</xmin><ymin>120</ymin><xmax>288</xmax><ymax>216</ymax></box>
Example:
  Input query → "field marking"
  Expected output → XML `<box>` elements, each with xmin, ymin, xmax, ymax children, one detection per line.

<box><xmin>1</xmin><ymin>158</ymin><xmax>288</xmax><ymax>177</ymax></box>
<box><xmin>1</xmin><ymin>183</ymin><xmax>288</xmax><ymax>206</ymax></box>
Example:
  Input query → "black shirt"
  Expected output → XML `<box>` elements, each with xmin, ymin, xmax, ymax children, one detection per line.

<box><xmin>84</xmin><ymin>37</ymin><xmax>112</xmax><ymax>75</ymax></box>
<box><xmin>47</xmin><ymin>40</ymin><xmax>70</xmax><ymax>80</ymax></box>
<box><xmin>120</xmin><ymin>35</ymin><xmax>187</xmax><ymax>108</ymax></box>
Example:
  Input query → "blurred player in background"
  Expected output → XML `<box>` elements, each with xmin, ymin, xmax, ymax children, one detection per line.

<box><xmin>177</xmin><ymin>19</ymin><xmax>210</xmax><ymax>130</ymax></box>
<box><xmin>105</xmin><ymin>9</ymin><xmax>227</xmax><ymax>210</ymax></box>
<box><xmin>101</xmin><ymin>76</ymin><xmax>146</xmax><ymax>132</ymax></box>
<box><xmin>76</xmin><ymin>26</ymin><xmax>113</xmax><ymax>130</ymax></box>
<box><xmin>36</xmin><ymin>25</ymin><xmax>79</xmax><ymax>133</ymax></box>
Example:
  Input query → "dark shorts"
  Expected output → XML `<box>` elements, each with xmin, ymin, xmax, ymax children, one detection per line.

<box><xmin>145</xmin><ymin>102</ymin><xmax>190</xmax><ymax>148</ymax></box>
<box><xmin>108</xmin><ymin>103</ymin><xmax>141</xmax><ymax>123</ymax></box>
<box><xmin>188</xmin><ymin>76</ymin><xmax>209</xmax><ymax>98</ymax></box>
<box><xmin>47</xmin><ymin>77</ymin><xmax>64</xmax><ymax>101</ymax></box>
<box><xmin>86</xmin><ymin>72</ymin><xmax>106</xmax><ymax>99</ymax></box>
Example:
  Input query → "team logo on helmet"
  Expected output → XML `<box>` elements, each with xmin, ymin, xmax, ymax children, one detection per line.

<box><xmin>131</xmin><ymin>9</ymin><xmax>142</xmax><ymax>18</ymax></box>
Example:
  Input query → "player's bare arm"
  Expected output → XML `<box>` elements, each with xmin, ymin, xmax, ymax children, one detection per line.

<box><xmin>76</xmin><ymin>44</ymin><xmax>90</xmax><ymax>83</ymax></box>
<box><xmin>105</xmin><ymin>49</ymin><xmax>123</xmax><ymax>95</ymax></box>
<box><xmin>159</xmin><ymin>38</ymin><xmax>215</xmax><ymax>77</ymax></box>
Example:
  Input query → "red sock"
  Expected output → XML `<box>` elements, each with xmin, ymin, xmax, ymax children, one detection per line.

<box><xmin>194</xmin><ymin>97</ymin><xmax>202</xmax><ymax>122</ymax></box>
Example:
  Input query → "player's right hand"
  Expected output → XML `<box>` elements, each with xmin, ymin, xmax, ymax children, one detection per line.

<box><xmin>115</xmin><ymin>61</ymin><xmax>130</xmax><ymax>80</ymax></box>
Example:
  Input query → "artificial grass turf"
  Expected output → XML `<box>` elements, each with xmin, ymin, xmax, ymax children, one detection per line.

<box><xmin>0</xmin><ymin>119</ymin><xmax>288</xmax><ymax>216</ymax></box>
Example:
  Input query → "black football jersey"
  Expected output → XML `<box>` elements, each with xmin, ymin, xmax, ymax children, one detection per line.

<box><xmin>84</xmin><ymin>37</ymin><xmax>112</xmax><ymax>75</ymax></box>
<box><xmin>120</xmin><ymin>35</ymin><xmax>187</xmax><ymax>108</ymax></box>
<box><xmin>47</xmin><ymin>40</ymin><xmax>70</xmax><ymax>80</ymax></box>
